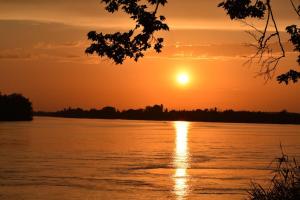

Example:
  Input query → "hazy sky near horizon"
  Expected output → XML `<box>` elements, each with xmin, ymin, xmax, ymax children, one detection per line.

<box><xmin>0</xmin><ymin>0</ymin><xmax>300</xmax><ymax>112</ymax></box>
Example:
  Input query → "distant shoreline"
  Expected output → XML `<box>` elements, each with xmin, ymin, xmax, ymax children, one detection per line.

<box><xmin>34</xmin><ymin>104</ymin><xmax>300</xmax><ymax>125</ymax></box>
<box><xmin>33</xmin><ymin>115</ymin><xmax>300</xmax><ymax>126</ymax></box>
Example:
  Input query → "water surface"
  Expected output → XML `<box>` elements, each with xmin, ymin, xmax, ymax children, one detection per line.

<box><xmin>0</xmin><ymin>117</ymin><xmax>299</xmax><ymax>200</ymax></box>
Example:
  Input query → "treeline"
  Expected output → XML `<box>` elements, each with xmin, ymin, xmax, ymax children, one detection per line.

<box><xmin>35</xmin><ymin>104</ymin><xmax>300</xmax><ymax>124</ymax></box>
<box><xmin>0</xmin><ymin>93</ymin><xmax>33</xmax><ymax>121</ymax></box>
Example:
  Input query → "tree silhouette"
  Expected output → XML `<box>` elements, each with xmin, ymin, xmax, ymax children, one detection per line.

<box><xmin>87</xmin><ymin>0</ymin><xmax>300</xmax><ymax>84</ymax></box>
<box><xmin>0</xmin><ymin>93</ymin><xmax>33</xmax><ymax>121</ymax></box>
<box><xmin>219</xmin><ymin>0</ymin><xmax>300</xmax><ymax>84</ymax></box>
<box><xmin>86</xmin><ymin>0</ymin><xmax>169</xmax><ymax>64</ymax></box>
<box><xmin>36</xmin><ymin>104</ymin><xmax>300</xmax><ymax>124</ymax></box>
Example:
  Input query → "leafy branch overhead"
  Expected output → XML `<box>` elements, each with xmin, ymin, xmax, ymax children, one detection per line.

<box><xmin>85</xmin><ymin>0</ymin><xmax>169</xmax><ymax>64</ymax></box>
<box><xmin>218</xmin><ymin>0</ymin><xmax>267</xmax><ymax>19</ymax></box>
<box><xmin>218</xmin><ymin>0</ymin><xmax>300</xmax><ymax>84</ymax></box>
<box><xmin>87</xmin><ymin>0</ymin><xmax>300</xmax><ymax>84</ymax></box>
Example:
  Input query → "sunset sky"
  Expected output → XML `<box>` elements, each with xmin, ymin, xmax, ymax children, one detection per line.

<box><xmin>0</xmin><ymin>0</ymin><xmax>299</xmax><ymax>112</ymax></box>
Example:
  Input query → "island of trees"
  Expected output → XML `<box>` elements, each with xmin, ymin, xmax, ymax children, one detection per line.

<box><xmin>0</xmin><ymin>93</ymin><xmax>33</xmax><ymax>121</ymax></box>
<box><xmin>35</xmin><ymin>104</ymin><xmax>300</xmax><ymax>125</ymax></box>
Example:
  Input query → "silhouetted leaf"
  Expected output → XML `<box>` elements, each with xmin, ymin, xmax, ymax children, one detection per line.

<box><xmin>277</xmin><ymin>70</ymin><xmax>300</xmax><ymax>84</ymax></box>
<box><xmin>86</xmin><ymin>0</ymin><xmax>169</xmax><ymax>64</ymax></box>
<box><xmin>218</xmin><ymin>0</ymin><xmax>266</xmax><ymax>19</ymax></box>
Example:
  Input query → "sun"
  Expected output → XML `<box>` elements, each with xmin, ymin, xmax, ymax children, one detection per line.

<box><xmin>177</xmin><ymin>73</ymin><xmax>190</xmax><ymax>85</ymax></box>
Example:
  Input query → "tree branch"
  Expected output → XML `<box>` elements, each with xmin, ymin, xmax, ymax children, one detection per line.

<box><xmin>289</xmin><ymin>0</ymin><xmax>300</xmax><ymax>17</ymax></box>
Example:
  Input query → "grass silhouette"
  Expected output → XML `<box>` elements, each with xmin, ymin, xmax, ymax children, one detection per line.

<box><xmin>248</xmin><ymin>146</ymin><xmax>300</xmax><ymax>200</ymax></box>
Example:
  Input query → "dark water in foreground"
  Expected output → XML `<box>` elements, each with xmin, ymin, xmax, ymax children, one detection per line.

<box><xmin>0</xmin><ymin>117</ymin><xmax>299</xmax><ymax>200</ymax></box>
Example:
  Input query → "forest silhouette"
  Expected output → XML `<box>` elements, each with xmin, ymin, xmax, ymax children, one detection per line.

<box><xmin>36</xmin><ymin>104</ymin><xmax>300</xmax><ymax>125</ymax></box>
<box><xmin>0</xmin><ymin>93</ymin><xmax>33</xmax><ymax>121</ymax></box>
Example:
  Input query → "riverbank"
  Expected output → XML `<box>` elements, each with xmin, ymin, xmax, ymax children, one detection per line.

<box><xmin>35</xmin><ymin>105</ymin><xmax>300</xmax><ymax>125</ymax></box>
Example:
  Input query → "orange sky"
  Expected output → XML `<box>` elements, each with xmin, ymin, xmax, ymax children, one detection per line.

<box><xmin>0</xmin><ymin>0</ymin><xmax>299</xmax><ymax>112</ymax></box>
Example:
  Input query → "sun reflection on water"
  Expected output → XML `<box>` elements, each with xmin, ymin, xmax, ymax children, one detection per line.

<box><xmin>173</xmin><ymin>121</ymin><xmax>190</xmax><ymax>200</ymax></box>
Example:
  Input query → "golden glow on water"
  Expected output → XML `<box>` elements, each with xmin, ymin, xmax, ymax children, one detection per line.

<box><xmin>173</xmin><ymin>121</ymin><xmax>190</xmax><ymax>200</ymax></box>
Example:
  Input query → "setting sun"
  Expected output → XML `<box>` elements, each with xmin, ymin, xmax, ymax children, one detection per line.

<box><xmin>2</xmin><ymin>1</ymin><xmax>300</xmax><ymax>200</ymax></box>
<box><xmin>177</xmin><ymin>73</ymin><xmax>190</xmax><ymax>85</ymax></box>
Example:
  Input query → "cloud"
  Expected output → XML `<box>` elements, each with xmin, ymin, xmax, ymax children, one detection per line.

<box><xmin>0</xmin><ymin>49</ymin><xmax>32</xmax><ymax>60</ymax></box>
<box><xmin>1</xmin><ymin>41</ymin><xmax>294</xmax><ymax>63</ymax></box>
<box><xmin>0</xmin><ymin>0</ymin><xmax>295</xmax><ymax>30</ymax></box>
<box><xmin>34</xmin><ymin>40</ymin><xmax>87</xmax><ymax>50</ymax></box>
<box><xmin>142</xmin><ymin>40</ymin><xmax>296</xmax><ymax>62</ymax></box>
<box><xmin>0</xmin><ymin>19</ymin><xmax>296</xmax><ymax>64</ymax></box>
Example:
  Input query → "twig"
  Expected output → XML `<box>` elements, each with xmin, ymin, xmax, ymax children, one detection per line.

<box><xmin>290</xmin><ymin>0</ymin><xmax>300</xmax><ymax>17</ymax></box>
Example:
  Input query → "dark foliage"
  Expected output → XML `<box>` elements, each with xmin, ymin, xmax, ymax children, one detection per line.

<box><xmin>275</xmin><ymin>25</ymin><xmax>300</xmax><ymax>84</ymax></box>
<box><xmin>248</xmin><ymin>150</ymin><xmax>300</xmax><ymax>200</ymax></box>
<box><xmin>277</xmin><ymin>70</ymin><xmax>300</xmax><ymax>84</ymax></box>
<box><xmin>219</xmin><ymin>0</ymin><xmax>300</xmax><ymax>84</ymax></box>
<box><xmin>35</xmin><ymin>105</ymin><xmax>300</xmax><ymax>124</ymax></box>
<box><xmin>218</xmin><ymin>0</ymin><xmax>267</xmax><ymax>19</ymax></box>
<box><xmin>88</xmin><ymin>0</ymin><xmax>300</xmax><ymax>84</ymax></box>
<box><xmin>0</xmin><ymin>93</ymin><xmax>33</xmax><ymax>121</ymax></box>
<box><xmin>286</xmin><ymin>25</ymin><xmax>300</xmax><ymax>64</ymax></box>
<box><xmin>86</xmin><ymin>0</ymin><xmax>169</xmax><ymax>64</ymax></box>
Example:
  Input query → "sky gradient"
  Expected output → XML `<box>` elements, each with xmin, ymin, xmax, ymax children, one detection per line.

<box><xmin>0</xmin><ymin>0</ymin><xmax>300</xmax><ymax>112</ymax></box>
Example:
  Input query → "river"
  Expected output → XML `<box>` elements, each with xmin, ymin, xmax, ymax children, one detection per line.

<box><xmin>0</xmin><ymin>117</ymin><xmax>299</xmax><ymax>200</ymax></box>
